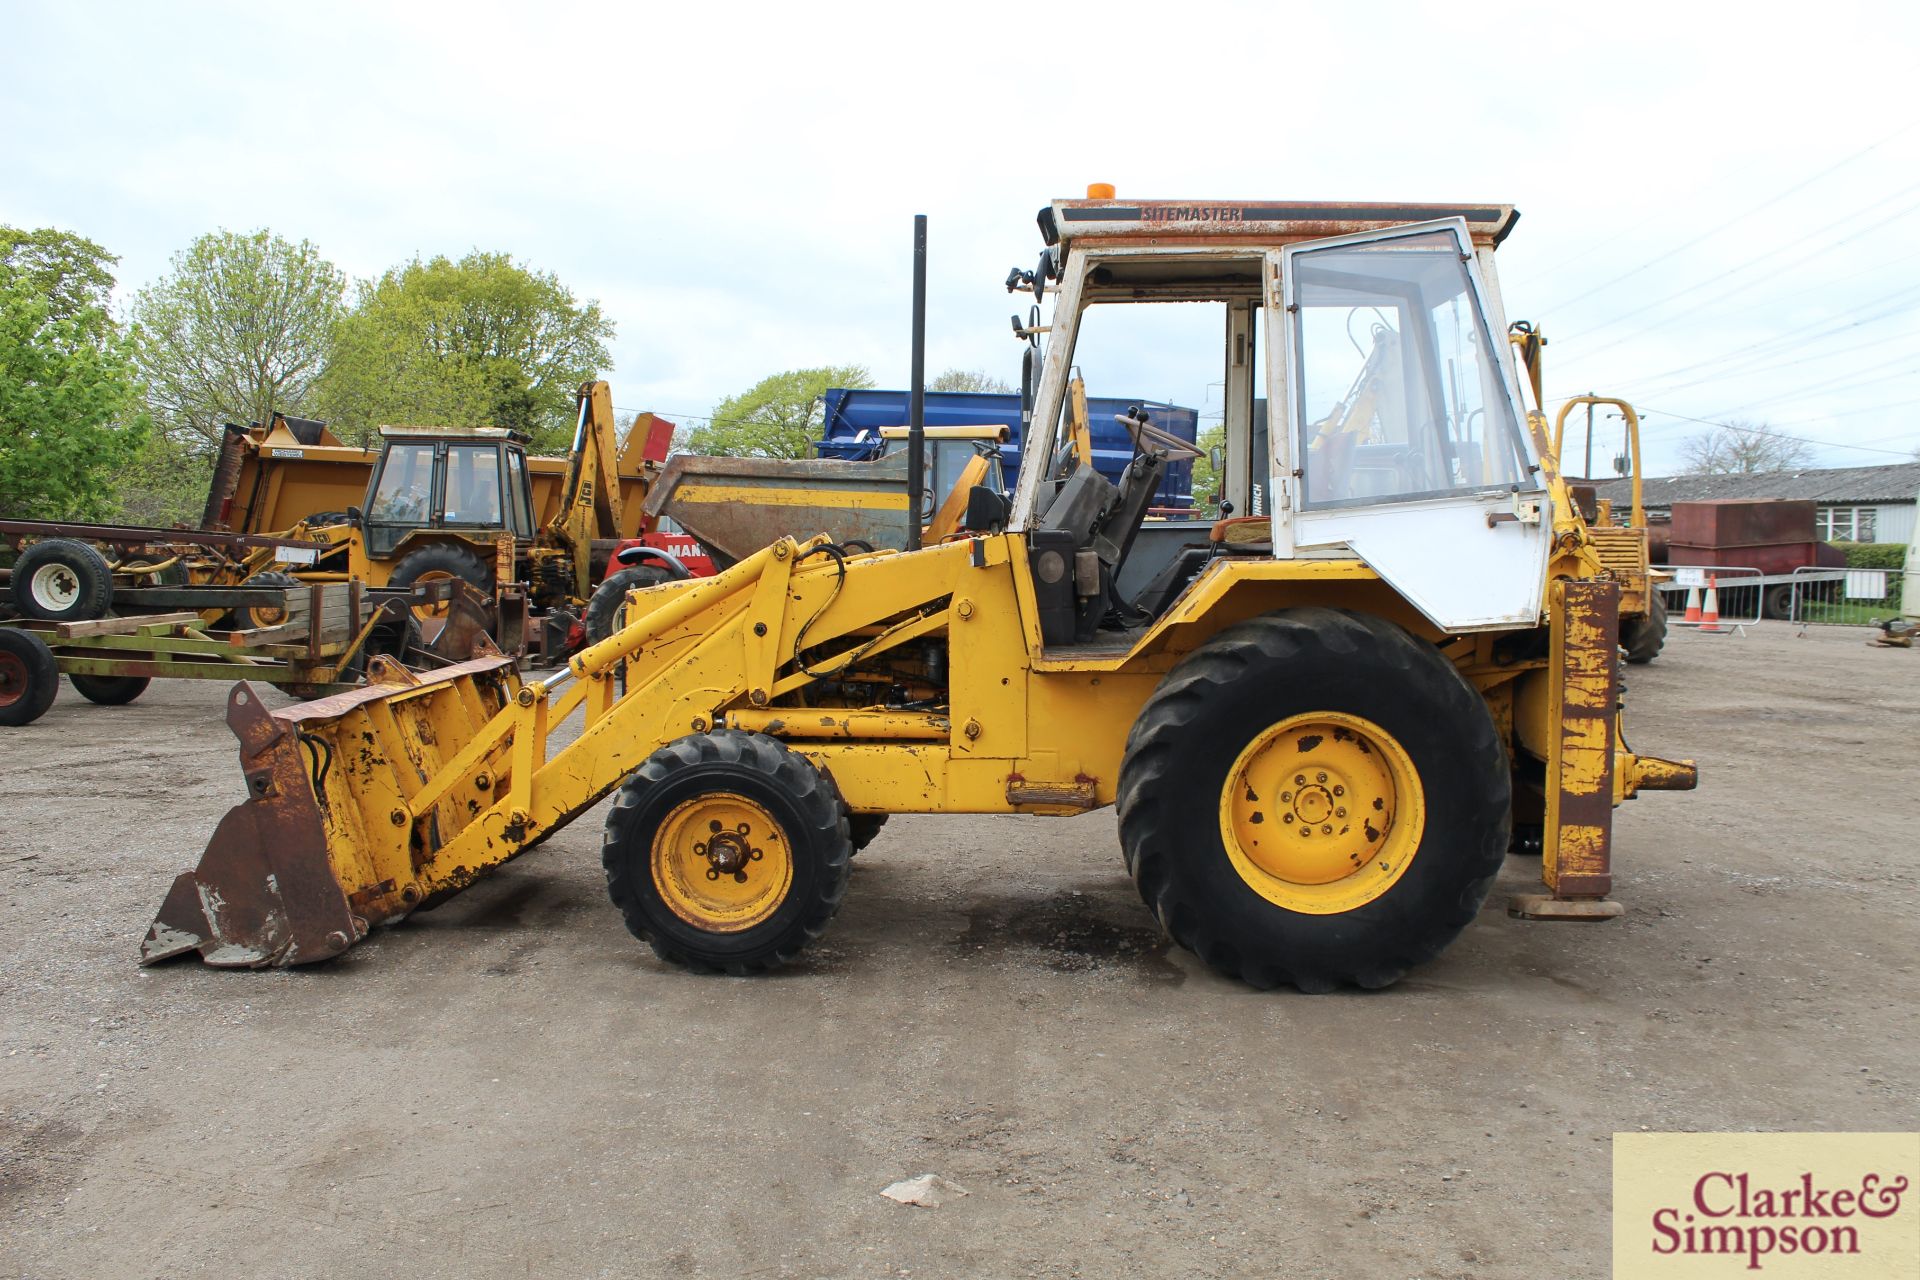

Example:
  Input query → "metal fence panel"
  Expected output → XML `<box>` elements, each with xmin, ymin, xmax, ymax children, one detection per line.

<box><xmin>1654</xmin><ymin>565</ymin><xmax>1765</xmax><ymax>629</ymax></box>
<box><xmin>1790</xmin><ymin>565</ymin><xmax>1910</xmax><ymax>626</ymax></box>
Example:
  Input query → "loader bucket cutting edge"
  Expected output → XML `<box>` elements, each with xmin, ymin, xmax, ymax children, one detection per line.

<box><xmin>141</xmin><ymin>656</ymin><xmax>520</xmax><ymax>968</ymax></box>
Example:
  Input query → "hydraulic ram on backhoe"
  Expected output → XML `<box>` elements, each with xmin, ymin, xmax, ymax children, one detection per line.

<box><xmin>144</xmin><ymin>192</ymin><xmax>1697</xmax><ymax>989</ymax></box>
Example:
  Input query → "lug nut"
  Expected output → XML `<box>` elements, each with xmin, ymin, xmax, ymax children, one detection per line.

<box><xmin>1316</xmin><ymin>772</ymin><xmax>1327</xmax><ymax>783</ymax></box>
<box><xmin>1295</xmin><ymin>774</ymin><xmax>1305</xmax><ymax>785</ymax></box>
<box><xmin>1332</xmin><ymin>785</ymin><xmax>1344</xmax><ymax>796</ymax></box>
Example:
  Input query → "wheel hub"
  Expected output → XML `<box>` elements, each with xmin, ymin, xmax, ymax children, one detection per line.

<box><xmin>31</xmin><ymin>564</ymin><xmax>79</xmax><ymax>610</ymax></box>
<box><xmin>0</xmin><ymin>652</ymin><xmax>24</xmax><ymax>707</ymax></box>
<box><xmin>652</xmin><ymin>794</ymin><xmax>792</xmax><ymax>931</ymax></box>
<box><xmin>1218</xmin><ymin>711</ymin><xmax>1425</xmax><ymax>914</ymax></box>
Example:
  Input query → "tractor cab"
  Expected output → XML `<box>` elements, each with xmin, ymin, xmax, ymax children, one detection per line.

<box><xmin>1008</xmin><ymin>195</ymin><xmax>1552</xmax><ymax>648</ymax></box>
<box><xmin>359</xmin><ymin>427</ymin><xmax>538</xmax><ymax>558</ymax></box>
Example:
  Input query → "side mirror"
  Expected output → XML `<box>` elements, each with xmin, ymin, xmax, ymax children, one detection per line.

<box><xmin>1209</xmin><ymin>446</ymin><xmax>1224</xmax><ymax>473</ymax></box>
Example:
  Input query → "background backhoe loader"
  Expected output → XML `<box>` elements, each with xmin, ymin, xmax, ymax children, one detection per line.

<box><xmin>143</xmin><ymin>192</ymin><xmax>1696</xmax><ymax>991</ymax></box>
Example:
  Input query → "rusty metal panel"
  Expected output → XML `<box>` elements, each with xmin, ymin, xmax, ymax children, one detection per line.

<box><xmin>1050</xmin><ymin>200</ymin><xmax>1519</xmax><ymax>247</ymax></box>
<box><xmin>1543</xmin><ymin>580</ymin><xmax>1620</xmax><ymax>900</ymax></box>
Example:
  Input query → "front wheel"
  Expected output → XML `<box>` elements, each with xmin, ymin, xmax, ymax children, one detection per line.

<box><xmin>602</xmin><ymin>730</ymin><xmax>852</xmax><ymax>974</ymax></box>
<box><xmin>1117</xmin><ymin>608</ymin><xmax>1510</xmax><ymax>992</ymax></box>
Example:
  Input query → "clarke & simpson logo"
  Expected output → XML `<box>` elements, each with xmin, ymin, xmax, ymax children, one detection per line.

<box><xmin>1615</xmin><ymin>1133</ymin><xmax>1919</xmax><ymax>1278</ymax></box>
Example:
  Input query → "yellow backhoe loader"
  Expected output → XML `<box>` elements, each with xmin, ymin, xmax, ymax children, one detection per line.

<box><xmin>143</xmin><ymin>193</ymin><xmax>1696</xmax><ymax>991</ymax></box>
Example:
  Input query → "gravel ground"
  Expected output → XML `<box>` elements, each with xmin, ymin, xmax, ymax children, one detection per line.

<box><xmin>1</xmin><ymin>623</ymin><xmax>1915</xmax><ymax>1278</ymax></box>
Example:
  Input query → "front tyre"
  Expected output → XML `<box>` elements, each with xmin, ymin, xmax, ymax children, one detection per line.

<box><xmin>602</xmin><ymin>730</ymin><xmax>852</xmax><ymax>974</ymax></box>
<box><xmin>1117</xmin><ymin>608</ymin><xmax>1509</xmax><ymax>992</ymax></box>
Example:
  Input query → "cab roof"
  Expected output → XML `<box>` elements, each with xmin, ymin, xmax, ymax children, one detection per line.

<box><xmin>1043</xmin><ymin>199</ymin><xmax>1519</xmax><ymax>248</ymax></box>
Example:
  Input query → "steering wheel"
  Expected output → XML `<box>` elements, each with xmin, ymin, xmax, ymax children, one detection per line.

<box><xmin>1114</xmin><ymin>408</ymin><xmax>1202</xmax><ymax>461</ymax></box>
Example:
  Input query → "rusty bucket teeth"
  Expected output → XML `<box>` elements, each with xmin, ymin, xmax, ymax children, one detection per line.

<box><xmin>140</xmin><ymin>681</ymin><xmax>367</xmax><ymax>967</ymax></box>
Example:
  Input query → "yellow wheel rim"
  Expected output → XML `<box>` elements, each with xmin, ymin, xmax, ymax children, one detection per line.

<box><xmin>408</xmin><ymin>569</ymin><xmax>457</xmax><ymax>624</ymax></box>
<box><xmin>1218</xmin><ymin>711</ymin><xmax>1424</xmax><ymax>915</ymax></box>
<box><xmin>651</xmin><ymin>792</ymin><xmax>794</xmax><ymax>932</ymax></box>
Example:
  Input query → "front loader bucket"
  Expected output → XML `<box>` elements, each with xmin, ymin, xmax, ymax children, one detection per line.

<box><xmin>142</xmin><ymin>655</ymin><xmax>520</xmax><ymax>967</ymax></box>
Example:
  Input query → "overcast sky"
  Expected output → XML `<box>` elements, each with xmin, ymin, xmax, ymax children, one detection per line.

<box><xmin>5</xmin><ymin>0</ymin><xmax>1918</xmax><ymax>477</ymax></box>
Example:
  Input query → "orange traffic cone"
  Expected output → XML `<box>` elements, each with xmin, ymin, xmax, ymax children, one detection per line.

<box><xmin>1700</xmin><ymin>575</ymin><xmax>1723</xmax><ymax>633</ymax></box>
<box><xmin>1683</xmin><ymin>583</ymin><xmax>1703</xmax><ymax>624</ymax></box>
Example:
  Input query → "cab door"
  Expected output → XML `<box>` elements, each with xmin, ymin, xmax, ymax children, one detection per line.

<box><xmin>1269</xmin><ymin>219</ymin><xmax>1550</xmax><ymax>631</ymax></box>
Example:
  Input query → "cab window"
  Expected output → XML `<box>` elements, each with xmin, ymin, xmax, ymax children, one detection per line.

<box><xmin>444</xmin><ymin>444</ymin><xmax>503</xmax><ymax>526</ymax></box>
<box><xmin>368</xmin><ymin>443</ymin><xmax>435</xmax><ymax>523</ymax></box>
<box><xmin>1292</xmin><ymin>230</ymin><xmax>1530</xmax><ymax>508</ymax></box>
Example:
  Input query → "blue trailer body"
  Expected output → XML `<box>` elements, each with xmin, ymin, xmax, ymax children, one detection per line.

<box><xmin>818</xmin><ymin>388</ymin><xmax>1197</xmax><ymax>508</ymax></box>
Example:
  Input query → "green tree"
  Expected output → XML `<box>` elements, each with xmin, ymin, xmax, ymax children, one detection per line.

<box><xmin>0</xmin><ymin>226</ymin><xmax>118</xmax><ymax>323</ymax></box>
<box><xmin>929</xmin><ymin>367</ymin><xmax>1014</xmax><ymax>394</ymax></box>
<box><xmin>0</xmin><ymin>259</ymin><xmax>149</xmax><ymax>519</ymax></box>
<box><xmin>317</xmin><ymin>251</ymin><xmax>614</xmax><ymax>450</ymax></box>
<box><xmin>132</xmin><ymin>229</ymin><xmax>346</xmax><ymax>445</ymax></box>
<box><xmin>690</xmin><ymin>366</ymin><xmax>874</xmax><ymax>458</ymax></box>
<box><xmin>1188</xmin><ymin>423</ymin><xmax>1226</xmax><ymax>514</ymax></box>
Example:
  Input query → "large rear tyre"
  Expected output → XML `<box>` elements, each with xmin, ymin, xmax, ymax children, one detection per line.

<box><xmin>69</xmin><ymin>672</ymin><xmax>151</xmax><ymax>705</ymax></box>
<box><xmin>1622</xmin><ymin>592</ymin><xmax>1667</xmax><ymax>665</ymax></box>
<box><xmin>847</xmin><ymin>812</ymin><xmax>888</xmax><ymax>853</ymax></box>
<box><xmin>11</xmin><ymin>539</ymin><xmax>113</xmax><ymax>623</ymax></box>
<box><xmin>585</xmin><ymin>565</ymin><xmax>670</xmax><ymax>645</ymax></box>
<box><xmin>390</xmin><ymin>543</ymin><xmax>494</xmax><ymax>638</ymax></box>
<box><xmin>0</xmin><ymin>629</ymin><xmax>60</xmax><ymax>726</ymax></box>
<box><xmin>602</xmin><ymin>730</ymin><xmax>852</xmax><ymax>974</ymax></box>
<box><xmin>1117</xmin><ymin>608</ymin><xmax>1509</xmax><ymax>992</ymax></box>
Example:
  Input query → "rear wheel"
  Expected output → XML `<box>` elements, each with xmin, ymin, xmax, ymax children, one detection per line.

<box><xmin>69</xmin><ymin>672</ymin><xmax>151</xmax><ymax>705</ymax></box>
<box><xmin>585</xmin><ymin>565</ymin><xmax>670</xmax><ymax>645</ymax></box>
<box><xmin>1117</xmin><ymin>608</ymin><xmax>1509</xmax><ymax>992</ymax></box>
<box><xmin>847</xmin><ymin>812</ymin><xmax>888</xmax><ymax>853</ymax></box>
<box><xmin>1622</xmin><ymin>592</ymin><xmax>1667</xmax><ymax>664</ymax></box>
<box><xmin>237</xmin><ymin>570</ymin><xmax>303</xmax><ymax>630</ymax></box>
<box><xmin>602</xmin><ymin>730</ymin><xmax>852</xmax><ymax>974</ymax></box>
<box><xmin>390</xmin><ymin>543</ymin><xmax>494</xmax><ymax>638</ymax></box>
<box><xmin>0</xmin><ymin>629</ymin><xmax>60</xmax><ymax>726</ymax></box>
<box><xmin>11</xmin><ymin>539</ymin><xmax>113</xmax><ymax>623</ymax></box>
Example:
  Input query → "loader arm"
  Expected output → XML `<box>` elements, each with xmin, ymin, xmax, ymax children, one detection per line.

<box><xmin>142</xmin><ymin>535</ymin><xmax>984</xmax><ymax>966</ymax></box>
<box><xmin>549</xmin><ymin>380</ymin><xmax>626</xmax><ymax>600</ymax></box>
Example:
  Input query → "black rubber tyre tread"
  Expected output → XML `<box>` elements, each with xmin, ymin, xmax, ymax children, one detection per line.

<box><xmin>11</xmin><ymin>539</ymin><xmax>113</xmax><ymax>623</ymax></box>
<box><xmin>389</xmin><ymin>543</ymin><xmax>494</xmax><ymax>594</ymax></box>
<box><xmin>238</xmin><ymin>570</ymin><xmax>304</xmax><ymax>629</ymax></box>
<box><xmin>68</xmin><ymin>672</ymin><xmax>151</xmax><ymax>705</ymax></box>
<box><xmin>847</xmin><ymin>812</ymin><xmax>888</xmax><ymax>852</ymax></box>
<box><xmin>1622</xmin><ymin>592</ymin><xmax>1667</xmax><ymax>664</ymax></box>
<box><xmin>1116</xmin><ymin>608</ymin><xmax>1510</xmax><ymax>993</ymax></box>
<box><xmin>602</xmin><ymin>729</ymin><xmax>852</xmax><ymax>975</ymax></box>
<box><xmin>585</xmin><ymin>565</ymin><xmax>669</xmax><ymax>645</ymax></box>
<box><xmin>366</xmin><ymin>611</ymin><xmax>424</xmax><ymax>664</ymax></box>
<box><xmin>0</xmin><ymin>628</ymin><xmax>60</xmax><ymax>726</ymax></box>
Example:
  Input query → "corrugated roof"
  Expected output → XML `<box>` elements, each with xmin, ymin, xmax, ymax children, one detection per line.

<box><xmin>1593</xmin><ymin>461</ymin><xmax>1920</xmax><ymax>508</ymax></box>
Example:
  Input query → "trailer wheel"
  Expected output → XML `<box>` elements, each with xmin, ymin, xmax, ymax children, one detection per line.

<box><xmin>1117</xmin><ymin>608</ymin><xmax>1509</xmax><ymax>992</ymax></box>
<box><xmin>1762</xmin><ymin>583</ymin><xmax>1795</xmax><ymax>621</ymax></box>
<box><xmin>0</xmin><ymin>629</ymin><xmax>60</xmax><ymax>726</ymax></box>
<box><xmin>602</xmin><ymin>730</ymin><xmax>852</xmax><ymax>974</ymax></box>
<box><xmin>585</xmin><ymin>565</ymin><xmax>670</xmax><ymax>645</ymax></box>
<box><xmin>1622</xmin><ymin>593</ymin><xmax>1667</xmax><ymax>664</ymax></box>
<box><xmin>69</xmin><ymin>672</ymin><xmax>151</xmax><ymax>705</ymax></box>
<box><xmin>11</xmin><ymin>539</ymin><xmax>113</xmax><ymax>623</ymax></box>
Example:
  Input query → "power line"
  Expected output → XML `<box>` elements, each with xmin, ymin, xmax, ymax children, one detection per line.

<box><xmin>1551</xmin><ymin>189</ymin><xmax>1920</xmax><ymax>363</ymax></box>
<box><xmin>1540</xmin><ymin>119</ymin><xmax>1920</xmax><ymax>313</ymax></box>
<box><xmin>1637</xmin><ymin>404</ymin><xmax>1920</xmax><ymax>460</ymax></box>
